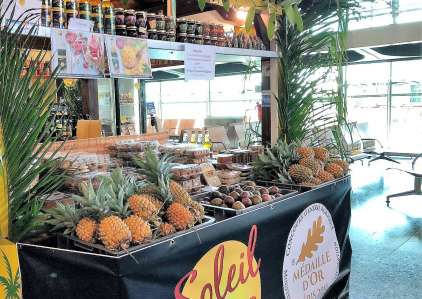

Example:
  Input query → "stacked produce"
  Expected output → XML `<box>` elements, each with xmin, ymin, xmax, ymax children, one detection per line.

<box><xmin>108</xmin><ymin>140</ymin><xmax>158</xmax><ymax>166</ymax></box>
<box><xmin>202</xmin><ymin>181</ymin><xmax>284</xmax><ymax>210</ymax></box>
<box><xmin>252</xmin><ymin>140</ymin><xmax>349</xmax><ymax>187</ymax></box>
<box><xmin>171</xmin><ymin>164</ymin><xmax>202</xmax><ymax>193</ymax></box>
<box><xmin>217</xmin><ymin>170</ymin><xmax>241</xmax><ymax>185</ymax></box>
<box><xmin>159</xmin><ymin>144</ymin><xmax>210</xmax><ymax>164</ymax></box>
<box><xmin>46</xmin><ymin>149</ymin><xmax>205</xmax><ymax>252</ymax></box>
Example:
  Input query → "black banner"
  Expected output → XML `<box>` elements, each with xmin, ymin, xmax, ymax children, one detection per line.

<box><xmin>18</xmin><ymin>177</ymin><xmax>352</xmax><ymax>299</ymax></box>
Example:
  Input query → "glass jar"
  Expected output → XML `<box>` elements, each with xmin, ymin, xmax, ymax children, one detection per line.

<box><xmin>124</xmin><ymin>9</ymin><xmax>136</xmax><ymax>27</ymax></box>
<box><xmin>52</xmin><ymin>7</ymin><xmax>65</xmax><ymax>28</ymax></box>
<box><xmin>65</xmin><ymin>0</ymin><xmax>76</xmax><ymax>11</ymax></box>
<box><xmin>195</xmin><ymin>21</ymin><xmax>203</xmax><ymax>35</ymax></box>
<box><xmin>157</xmin><ymin>30</ymin><xmax>167</xmax><ymax>41</ymax></box>
<box><xmin>204</xmin><ymin>36</ymin><xmax>211</xmax><ymax>45</ymax></box>
<box><xmin>187</xmin><ymin>34</ymin><xmax>195</xmax><ymax>44</ymax></box>
<box><xmin>41</xmin><ymin>0</ymin><xmax>51</xmax><ymax>27</ymax></box>
<box><xmin>138</xmin><ymin>27</ymin><xmax>148</xmax><ymax>38</ymax></box>
<box><xmin>52</xmin><ymin>0</ymin><xmax>64</xmax><ymax>9</ymax></box>
<box><xmin>78</xmin><ymin>0</ymin><xmax>91</xmax><ymax>20</ymax></box>
<box><xmin>116</xmin><ymin>24</ymin><xmax>126</xmax><ymax>36</ymax></box>
<box><xmin>156</xmin><ymin>14</ymin><xmax>165</xmax><ymax>31</ymax></box>
<box><xmin>91</xmin><ymin>1</ymin><xmax>103</xmax><ymax>33</ymax></box>
<box><xmin>209</xmin><ymin>23</ymin><xmax>217</xmax><ymax>38</ymax></box>
<box><xmin>147</xmin><ymin>13</ymin><xmax>156</xmax><ymax>30</ymax></box>
<box><xmin>177</xmin><ymin>18</ymin><xmax>187</xmax><ymax>33</ymax></box>
<box><xmin>148</xmin><ymin>29</ymin><xmax>158</xmax><ymax>40</ymax></box>
<box><xmin>202</xmin><ymin>22</ymin><xmax>210</xmax><ymax>36</ymax></box>
<box><xmin>165</xmin><ymin>16</ymin><xmax>175</xmax><ymax>32</ymax></box>
<box><xmin>217</xmin><ymin>24</ymin><xmax>224</xmax><ymax>38</ymax></box>
<box><xmin>114</xmin><ymin>8</ymin><xmax>125</xmax><ymax>26</ymax></box>
<box><xmin>167</xmin><ymin>32</ymin><xmax>176</xmax><ymax>42</ymax></box>
<box><xmin>218</xmin><ymin>37</ymin><xmax>226</xmax><ymax>47</ymax></box>
<box><xmin>177</xmin><ymin>33</ymin><xmax>188</xmax><ymax>43</ymax></box>
<box><xmin>127</xmin><ymin>26</ymin><xmax>137</xmax><ymax>37</ymax></box>
<box><xmin>211</xmin><ymin>36</ymin><xmax>218</xmax><ymax>46</ymax></box>
<box><xmin>135</xmin><ymin>11</ymin><xmax>147</xmax><ymax>28</ymax></box>
<box><xmin>195</xmin><ymin>35</ymin><xmax>203</xmax><ymax>45</ymax></box>
<box><xmin>187</xmin><ymin>20</ymin><xmax>196</xmax><ymax>34</ymax></box>
<box><xmin>102</xmin><ymin>0</ymin><xmax>115</xmax><ymax>34</ymax></box>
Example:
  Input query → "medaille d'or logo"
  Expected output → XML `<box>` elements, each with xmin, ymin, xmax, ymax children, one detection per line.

<box><xmin>174</xmin><ymin>225</ymin><xmax>261</xmax><ymax>299</ymax></box>
<box><xmin>283</xmin><ymin>204</ymin><xmax>340</xmax><ymax>299</ymax></box>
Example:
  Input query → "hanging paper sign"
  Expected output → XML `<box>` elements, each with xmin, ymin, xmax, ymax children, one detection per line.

<box><xmin>104</xmin><ymin>35</ymin><xmax>152</xmax><ymax>78</ymax></box>
<box><xmin>50</xmin><ymin>29</ymin><xmax>106</xmax><ymax>77</ymax></box>
<box><xmin>67</xmin><ymin>18</ymin><xmax>94</xmax><ymax>32</ymax></box>
<box><xmin>184</xmin><ymin>44</ymin><xmax>216</xmax><ymax>80</ymax></box>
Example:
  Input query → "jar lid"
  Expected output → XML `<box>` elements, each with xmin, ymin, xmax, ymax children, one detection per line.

<box><xmin>147</xmin><ymin>29</ymin><xmax>157</xmax><ymax>32</ymax></box>
<box><xmin>65</xmin><ymin>9</ymin><xmax>78</xmax><ymax>13</ymax></box>
<box><xmin>125</xmin><ymin>9</ymin><xmax>135</xmax><ymax>13</ymax></box>
<box><xmin>147</xmin><ymin>13</ymin><xmax>156</xmax><ymax>17</ymax></box>
<box><xmin>127</xmin><ymin>26</ymin><xmax>137</xmax><ymax>30</ymax></box>
<box><xmin>116</xmin><ymin>24</ymin><xmax>126</xmax><ymax>29</ymax></box>
<box><xmin>187</xmin><ymin>34</ymin><xmax>195</xmax><ymax>37</ymax></box>
<box><xmin>178</xmin><ymin>33</ymin><xmax>187</xmax><ymax>37</ymax></box>
<box><xmin>156</xmin><ymin>14</ymin><xmax>165</xmax><ymax>18</ymax></box>
<box><xmin>135</xmin><ymin>11</ymin><xmax>146</xmax><ymax>15</ymax></box>
<box><xmin>177</xmin><ymin>18</ymin><xmax>186</xmax><ymax>22</ymax></box>
<box><xmin>167</xmin><ymin>32</ymin><xmax>175</xmax><ymax>36</ymax></box>
<box><xmin>115</xmin><ymin>8</ymin><xmax>124</xmax><ymax>13</ymax></box>
<box><xmin>204</xmin><ymin>35</ymin><xmax>210</xmax><ymax>39</ymax></box>
<box><xmin>187</xmin><ymin>19</ymin><xmax>195</xmax><ymax>23</ymax></box>
<box><xmin>158</xmin><ymin>30</ymin><xmax>166</xmax><ymax>34</ymax></box>
<box><xmin>195</xmin><ymin>21</ymin><xmax>202</xmax><ymax>25</ymax></box>
<box><xmin>211</xmin><ymin>37</ymin><xmax>218</xmax><ymax>40</ymax></box>
<box><xmin>196</xmin><ymin>35</ymin><xmax>203</xmax><ymax>38</ymax></box>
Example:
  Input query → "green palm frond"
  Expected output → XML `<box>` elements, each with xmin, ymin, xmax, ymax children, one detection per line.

<box><xmin>0</xmin><ymin>250</ymin><xmax>20</xmax><ymax>299</ymax></box>
<box><xmin>1</xmin><ymin>0</ymin><xmax>67</xmax><ymax>241</ymax></box>
<box><xmin>275</xmin><ymin>0</ymin><xmax>366</xmax><ymax>156</ymax></box>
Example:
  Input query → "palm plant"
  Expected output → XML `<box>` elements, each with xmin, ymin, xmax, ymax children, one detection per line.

<box><xmin>275</xmin><ymin>0</ymin><xmax>363</xmax><ymax>156</ymax></box>
<box><xmin>0</xmin><ymin>0</ymin><xmax>66</xmax><ymax>242</ymax></box>
<box><xmin>0</xmin><ymin>250</ymin><xmax>20</xmax><ymax>299</ymax></box>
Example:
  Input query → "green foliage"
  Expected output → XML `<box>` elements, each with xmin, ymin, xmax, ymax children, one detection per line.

<box><xmin>0</xmin><ymin>250</ymin><xmax>20</xmax><ymax>299</ymax></box>
<box><xmin>0</xmin><ymin>0</ymin><xmax>66</xmax><ymax>241</ymax></box>
<box><xmin>275</xmin><ymin>1</ymin><xmax>362</xmax><ymax>156</ymax></box>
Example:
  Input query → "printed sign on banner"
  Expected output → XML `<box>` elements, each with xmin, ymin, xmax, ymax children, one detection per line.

<box><xmin>184</xmin><ymin>44</ymin><xmax>216</xmax><ymax>80</ymax></box>
<box><xmin>50</xmin><ymin>29</ymin><xmax>106</xmax><ymax>77</ymax></box>
<box><xmin>283</xmin><ymin>203</ymin><xmax>340</xmax><ymax>299</ymax></box>
<box><xmin>104</xmin><ymin>35</ymin><xmax>152</xmax><ymax>78</ymax></box>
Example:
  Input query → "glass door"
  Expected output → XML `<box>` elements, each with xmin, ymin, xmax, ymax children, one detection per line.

<box><xmin>116</xmin><ymin>78</ymin><xmax>140</xmax><ymax>135</ymax></box>
<box><xmin>97</xmin><ymin>79</ymin><xmax>117</xmax><ymax>136</ymax></box>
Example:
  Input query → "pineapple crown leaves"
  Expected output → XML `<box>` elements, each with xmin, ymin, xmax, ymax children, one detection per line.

<box><xmin>72</xmin><ymin>180</ymin><xmax>112</xmax><ymax>219</ymax></box>
<box><xmin>45</xmin><ymin>202</ymin><xmax>80</xmax><ymax>235</ymax></box>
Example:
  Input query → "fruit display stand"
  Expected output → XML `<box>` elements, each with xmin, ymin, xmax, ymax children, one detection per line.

<box><xmin>17</xmin><ymin>176</ymin><xmax>352</xmax><ymax>299</ymax></box>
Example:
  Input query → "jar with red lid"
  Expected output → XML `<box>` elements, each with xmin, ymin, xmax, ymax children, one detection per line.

<box><xmin>217</xmin><ymin>24</ymin><xmax>224</xmax><ymax>38</ymax></box>
<box><xmin>209</xmin><ymin>23</ymin><xmax>217</xmax><ymax>38</ymax></box>
<box><xmin>202</xmin><ymin>23</ymin><xmax>210</xmax><ymax>36</ymax></box>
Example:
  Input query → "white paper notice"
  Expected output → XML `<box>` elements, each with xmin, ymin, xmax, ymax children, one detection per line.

<box><xmin>184</xmin><ymin>44</ymin><xmax>216</xmax><ymax>80</ymax></box>
<box><xmin>68</xmin><ymin>18</ymin><xmax>94</xmax><ymax>32</ymax></box>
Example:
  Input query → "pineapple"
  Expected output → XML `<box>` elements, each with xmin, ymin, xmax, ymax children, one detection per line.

<box><xmin>288</xmin><ymin>164</ymin><xmax>313</xmax><ymax>184</ymax></box>
<box><xmin>159</xmin><ymin>222</ymin><xmax>176</xmax><ymax>236</ymax></box>
<box><xmin>187</xmin><ymin>200</ymin><xmax>205</xmax><ymax>223</ymax></box>
<box><xmin>75</xmin><ymin>217</ymin><xmax>97</xmax><ymax>243</ymax></box>
<box><xmin>124</xmin><ymin>215</ymin><xmax>152</xmax><ymax>244</ymax></box>
<box><xmin>170</xmin><ymin>180</ymin><xmax>192</xmax><ymax>206</ymax></box>
<box><xmin>128</xmin><ymin>194</ymin><xmax>160</xmax><ymax>220</ymax></box>
<box><xmin>317</xmin><ymin>170</ymin><xmax>334</xmax><ymax>183</ymax></box>
<box><xmin>98</xmin><ymin>215</ymin><xmax>132</xmax><ymax>250</ymax></box>
<box><xmin>46</xmin><ymin>202</ymin><xmax>81</xmax><ymax>235</ymax></box>
<box><xmin>296</xmin><ymin>147</ymin><xmax>314</xmax><ymax>160</ymax></box>
<box><xmin>325</xmin><ymin>163</ymin><xmax>344</xmax><ymax>179</ymax></box>
<box><xmin>301</xmin><ymin>177</ymin><xmax>322</xmax><ymax>187</ymax></box>
<box><xmin>299</xmin><ymin>158</ymin><xmax>322</xmax><ymax>176</ymax></box>
<box><xmin>166</xmin><ymin>202</ymin><xmax>194</xmax><ymax>231</ymax></box>
<box><xmin>313</xmin><ymin>147</ymin><xmax>329</xmax><ymax>162</ymax></box>
<box><xmin>331</xmin><ymin>159</ymin><xmax>349</xmax><ymax>172</ymax></box>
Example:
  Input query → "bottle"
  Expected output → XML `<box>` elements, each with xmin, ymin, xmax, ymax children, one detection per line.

<box><xmin>190</xmin><ymin>130</ymin><xmax>197</xmax><ymax>144</ymax></box>
<box><xmin>41</xmin><ymin>0</ymin><xmax>51</xmax><ymax>27</ymax></box>
<box><xmin>203</xmin><ymin>128</ymin><xmax>212</xmax><ymax>149</ymax></box>
<box><xmin>197</xmin><ymin>130</ymin><xmax>203</xmax><ymax>144</ymax></box>
<box><xmin>90</xmin><ymin>0</ymin><xmax>103</xmax><ymax>33</ymax></box>
<box><xmin>102</xmin><ymin>0</ymin><xmax>115</xmax><ymax>35</ymax></box>
<box><xmin>182</xmin><ymin>130</ymin><xmax>189</xmax><ymax>143</ymax></box>
<box><xmin>65</xmin><ymin>0</ymin><xmax>77</xmax><ymax>28</ymax></box>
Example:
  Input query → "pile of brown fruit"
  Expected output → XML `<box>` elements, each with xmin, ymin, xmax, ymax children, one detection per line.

<box><xmin>202</xmin><ymin>181</ymin><xmax>283</xmax><ymax>210</ymax></box>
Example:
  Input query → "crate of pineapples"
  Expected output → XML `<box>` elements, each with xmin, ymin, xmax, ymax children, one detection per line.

<box><xmin>46</xmin><ymin>150</ymin><xmax>212</xmax><ymax>256</ymax></box>
<box><xmin>252</xmin><ymin>140</ymin><xmax>350</xmax><ymax>188</ymax></box>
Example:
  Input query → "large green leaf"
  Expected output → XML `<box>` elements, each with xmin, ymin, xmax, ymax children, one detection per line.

<box><xmin>198</xmin><ymin>0</ymin><xmax>206</xmax><ymax>11</ymax></box>
<box><xmin>1</xmin><ymin>0</ymin><xmax>67</xmax><ymax>242</ymax></box>
<box><xmin>245</xmin><ymin>5</ymin><xmax>256</xmax><ymax>32</ymax></box>
<box><xmin>267</xmin><ymin>11</ymin><xmax>276</xmax><ymax>39</ymax></box>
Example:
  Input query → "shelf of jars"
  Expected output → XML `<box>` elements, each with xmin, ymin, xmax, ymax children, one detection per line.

<box><xmin>29</xmin><ymin>26</ymin><xmax>278</xmax><ymax>61</ymax></box>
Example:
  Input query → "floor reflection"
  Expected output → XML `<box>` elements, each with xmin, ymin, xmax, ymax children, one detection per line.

<box><xmin>350</xmin><ymin>158</ymin><xmax>422</xmax><ymax>298</ymax></box>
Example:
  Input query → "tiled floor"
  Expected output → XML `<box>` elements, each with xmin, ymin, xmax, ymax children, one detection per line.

<box><xmin>350</xmin><ymin>158</ymin><xmax>422</xmax><ymax>298</ymax></box>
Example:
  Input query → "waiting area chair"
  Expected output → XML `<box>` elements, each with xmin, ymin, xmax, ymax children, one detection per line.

<box><xmin>386</xmin><ymin>153</ymin><xmax>422</xmax><ymax>207</ymax></box>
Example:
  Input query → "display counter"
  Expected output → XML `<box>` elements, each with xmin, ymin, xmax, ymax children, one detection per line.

<box><xmin>18</xmin><ymin>176</ymin><xmax>351</xmax><ymax>299</ymax></box>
